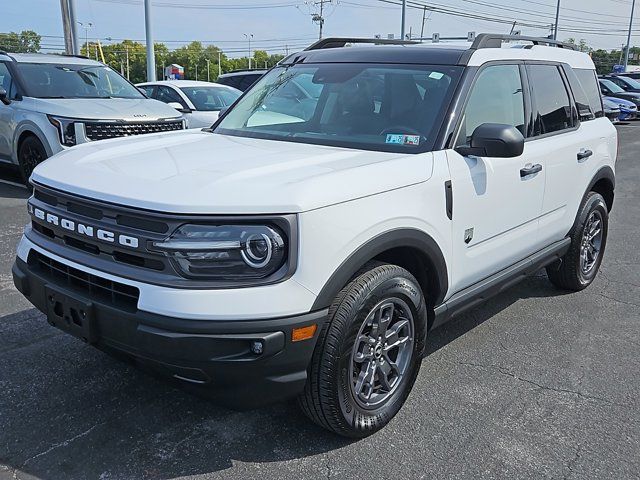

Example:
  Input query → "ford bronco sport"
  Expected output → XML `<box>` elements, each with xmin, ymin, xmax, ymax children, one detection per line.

<box><xmin>12</xmin><ymin>34</ymin><xmax>617</xmax><ymax>438</ymax></box>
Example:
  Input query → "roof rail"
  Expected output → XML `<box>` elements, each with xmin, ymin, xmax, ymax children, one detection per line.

<box><xmin>470</xmin><ymin>33</ymin><xmax>577</xmax><ymax>51</ymax></box>
<box><xmin>305</xmin><ymin>37</ymin><xmax>419</xmax><ymax>51</ymax></box>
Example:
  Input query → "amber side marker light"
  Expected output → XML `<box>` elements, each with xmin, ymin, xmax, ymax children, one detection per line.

<box><xmin>292</xmin><ymin>324</ymin><xmax>317</xmax><ymax>342</ymax></box>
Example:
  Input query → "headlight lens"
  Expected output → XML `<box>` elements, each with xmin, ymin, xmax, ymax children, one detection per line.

<box><xmin>152</xmin><ymin>224</ymin><xmax>287</xmax><ymax>281</ymax></box>
<box><xmin>47</xmin><ymin>115</ymin><xmax>77</xmax><ymax>146</ymax></box>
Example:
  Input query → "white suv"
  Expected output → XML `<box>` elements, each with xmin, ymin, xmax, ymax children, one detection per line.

<box><xmin>12</xmin><ymin>35</ymin><xmax>616</xmax><ymax>438</ymax></box>
<box><xmin>0</xmin><ymin>52</ymin><xmax>185</xmax><ymax>184</ymax></box>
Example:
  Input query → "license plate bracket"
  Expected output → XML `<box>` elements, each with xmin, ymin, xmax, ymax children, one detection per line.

<box><xmin>45</xmin><ymin>285</ymin><xmax>97</xmax><ymax>344</ymax></box>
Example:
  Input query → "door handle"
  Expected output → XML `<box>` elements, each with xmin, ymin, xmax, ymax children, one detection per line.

<box><xmin>520</xmin><ymin>163</ymin><xmax>542</xmax><ymax>178</ymax></box>
<box><xmin>577</xmin><ymin>149</ymin><xmax>593</xmax><ymax>162</ymax></box>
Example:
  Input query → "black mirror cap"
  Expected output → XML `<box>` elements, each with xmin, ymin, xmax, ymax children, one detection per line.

<box><xmin>0</xmin><ymin>87</ymin><xmax>9</xmax><ymax>105</ymax></box>
<box><xmin>455</xmin><ymin>123</ymin><xmax>524</xmax><ymax>158</ymax></box>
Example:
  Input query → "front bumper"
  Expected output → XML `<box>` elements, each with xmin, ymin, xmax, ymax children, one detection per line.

<box><xmin>12</xmin><ymin>256</ymin><xmax>327</xmax><ymax>409</ymax></box>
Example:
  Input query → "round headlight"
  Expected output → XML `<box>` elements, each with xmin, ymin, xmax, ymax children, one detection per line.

<box><xmin>242</xmin><ymin>233</ymin><xmax>273</xmax><ymax>268</ymax></box>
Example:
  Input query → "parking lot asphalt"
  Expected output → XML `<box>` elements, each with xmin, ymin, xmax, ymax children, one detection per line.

<box><xmin>0</xmin><ymin>125</ymin><xmax>639</xmax><ymax>480</ymax></box>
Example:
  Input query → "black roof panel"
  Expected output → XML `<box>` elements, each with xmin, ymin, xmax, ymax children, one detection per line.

<box><xmin>283</xmin><ymin>45</ymin><xmax>469</xmax><ymax>65</ymax></box>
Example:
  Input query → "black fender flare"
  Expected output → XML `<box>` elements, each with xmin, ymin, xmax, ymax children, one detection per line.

<box><xmin>310</xmin><ymin>228</ymin><xmax>448</xmax><ymax>310</ymax></box>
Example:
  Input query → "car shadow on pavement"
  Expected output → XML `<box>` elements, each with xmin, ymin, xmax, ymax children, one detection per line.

<box><xmin>0</xmin><ymin>273</ymin><xmax>569</xmax><ymax>480</ymax></box>
<box><xmin>0</xmin><ymin>164</ymin><xmax>29</xmax><ymax>200</ymax></box>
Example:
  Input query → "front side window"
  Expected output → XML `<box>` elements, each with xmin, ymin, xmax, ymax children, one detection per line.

<box><xmin>456</xmin><ymin>64</ymin><xmax>525</xmax><ymax>147</ymax></box>
<box><xmin>16</xmin><ymin>63</ymin><xmax>144</xmax><ymax>99</ymax></box>
<box><xmin>0</xmin><ymin>63</ymin><xmax>18</xmax><ymax>99</ymax></box>
<box><xmin>528</xmin><ymin>64</ymin><xmax>573</xmax><ymax>135</ymax></box>
<box><xmin>179</xmin><ymin>86</ymin><xmax>240</xmax><ymax>111</ymax></box>
<box><xmin>214</xmin><ymin>63</ymin><xmax>462</xmax><ymax>153</ymax></box>
<box><xmin>155</xmin><ymin>86</ymin><xmax>187</xmax><ymax>108</ymax></box>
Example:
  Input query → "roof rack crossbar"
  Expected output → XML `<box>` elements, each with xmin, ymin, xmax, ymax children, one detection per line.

<box><xmin>305</xmin><ymin>37</ymin><xmax>419</xmax><ymax>51</ymax></box>
<box><xmin>470</xmin><ymin>34</ymin><xmax>577</xmax><ymax>51</ymax></box>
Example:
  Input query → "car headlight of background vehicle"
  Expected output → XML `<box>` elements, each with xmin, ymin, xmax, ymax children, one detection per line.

<box><xmin>47</xmin><ymin>115</ymin><xmax>77</xmax><ymax>146</ymax></box>
<box><xmin>151</xmin><ymin>224</ymin><xmax>288</xmax><ymax>281</ymax></box>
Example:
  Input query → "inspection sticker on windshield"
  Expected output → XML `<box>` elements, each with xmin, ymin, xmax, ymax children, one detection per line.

<box><xmin>386</xmin><ymin>134</ymin><xmax>420</xmax><ymax>146</ymax></box>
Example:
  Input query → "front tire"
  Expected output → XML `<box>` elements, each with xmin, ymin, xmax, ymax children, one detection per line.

<box><xmin>298</xmin><ymin>263</ymin><xmax>427</xmax><ymax>438</ymax></box>
<box><xmin>18</xmin><ymin>135</ymin><xmax>48</xmax><ymax>186</ymax></box>
<box><xmin>546</xmin><ymin>192</ymin><xmax>608</xmax><ymax>291</ymax></box>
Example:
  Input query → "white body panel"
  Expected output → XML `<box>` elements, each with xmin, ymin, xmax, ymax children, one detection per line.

<box><xmin>31</xmin><ymin>131</ymin><xmax>429</xmax><ymax>214</ymax></box>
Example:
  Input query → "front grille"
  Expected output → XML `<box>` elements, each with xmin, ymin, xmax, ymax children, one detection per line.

<box><xmin>29</xmin><ymin>251</ymin><xmax>140</xmax><ymax>310</ymax></box>
<box><xmin>84</xmin><ymin>120</ymin><xmax>184</xmax><ymax>141</ymax></box>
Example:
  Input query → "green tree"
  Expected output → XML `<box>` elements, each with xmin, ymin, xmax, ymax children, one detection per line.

<box><xmin>0</xmin><ymin>30</ymin><xmax>41</xmax><ymax>53</ymax></box>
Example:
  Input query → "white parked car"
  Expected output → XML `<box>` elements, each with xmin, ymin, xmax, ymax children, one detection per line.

<box><xmin>13</xmin><ymin>34</ymin><xmax>616</xmax><ymax>438</ymax></box>
<box><xmin>136</xmin><ymin>80</ymin><xmax>241</xmax><ymax>128</ymax></box>
<box><xmin>0</xmin><ymin>52</ymin><xmax>185</xmax><ymax>184</ymax></box>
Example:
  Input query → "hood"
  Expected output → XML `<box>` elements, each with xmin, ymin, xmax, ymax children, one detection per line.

<box><xmin>30</xmin><ymin>97</ymin><xmax>183</xmax><ymax>121</ymax></box>
<box><xmin>604</xmin><ymin>96</ymin><xmax>636</xmax><ymax>108</ymax></box>
<box><xmin>32</xmin><ymin>131</ymin><xmax>432</xmax><ymax>214</ymax></box>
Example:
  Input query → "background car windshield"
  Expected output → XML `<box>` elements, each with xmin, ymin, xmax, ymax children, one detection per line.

<box><xmin>601</xmin><ymin>79</ymin><xmax>625</xmax><ymax>93</ymax></box>
<box><xmin>214</xmin><ymin>64</ymin><xmax>462</xmax><ymax>152</ymax></box>
<box><xmin>180</xmin><ymin>86</ymin><xmax>241</xmax><ymax>111</ymax></box>
<box><xmin>618</xmin><ymin>76</ymin><xmax>640</xmax><ymax>89</ymax></box>
<box><xmin>17</xmin><ymin>63</ymin><xmax>144</xmax><ymax>99</ymax></box>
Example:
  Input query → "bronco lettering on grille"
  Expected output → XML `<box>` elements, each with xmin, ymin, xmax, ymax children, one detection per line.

<box><xmin>28</xmin><ymin>204</ymin><xmax>139</xmax><ymax>249</ymax></box>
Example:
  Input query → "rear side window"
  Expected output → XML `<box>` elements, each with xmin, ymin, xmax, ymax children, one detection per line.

<box><xmin>527</xmin><ymin>64</ymin><xmax>573</xmax><ymax>136</ymax></box>
<box><xmin>574</xmin><ymin>69</ymin><xmax>604</xmax><ymax>119</ymax></box>
<box><xmin>456</xmin><ymin>64</ymin><xmax>525</xmax><ymax>146</ymax></box>
<box><xmin>564</xmin><ymin>67</ymin><xmax>593</xmax><ymax>120</ymax></box>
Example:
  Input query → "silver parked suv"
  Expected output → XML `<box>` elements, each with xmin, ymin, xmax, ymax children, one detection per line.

<box><xmin>0</xmin><ymin>52</ymin><xmax>185</xmax><ymax>184</ymax></box>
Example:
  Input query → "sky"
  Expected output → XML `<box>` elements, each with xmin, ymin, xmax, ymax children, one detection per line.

<box><xmin>3</xmin><ymin>0</ymin><xmax>638</xmax><ymax>57</ymax></box>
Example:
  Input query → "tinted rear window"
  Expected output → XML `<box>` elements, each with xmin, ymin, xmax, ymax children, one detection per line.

<box><xmin>527</xmin><ymin>64</ymin><xmax>573</xmax><ymax>135</ymax></box>
<box><xmin>574</xmin><ymin>69</ymin><xmax>604</xmax><ymax>119</ymax></box>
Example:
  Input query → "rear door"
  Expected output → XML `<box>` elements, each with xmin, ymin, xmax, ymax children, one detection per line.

<box><xmin>446</xmin><ymin>63</ymin><xmax>546</xmax><ymax>292</ymax></box>
<box><xmin>524</xmin><ymin>63</ymin><xmax>599</xmax><ymax>246</ymax></box>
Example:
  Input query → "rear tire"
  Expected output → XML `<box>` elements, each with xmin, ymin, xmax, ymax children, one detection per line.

<box><xmin>18</xmin><ymin>135</ymin><xmax>47</xmax><ymax>186</ymax></box>
<box><xmin>546</xmin><ymin>192</ymin><xmax>608</xmax><ymax>291</ymax></box>
<box><xmin>298</xmin><ymin>263</ymin><xmax>427</xmax><ymax>438</ymax></box>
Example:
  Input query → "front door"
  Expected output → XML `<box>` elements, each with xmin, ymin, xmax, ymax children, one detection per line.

<box><xmin>446</xmin><ymin>63</ymin><xmax>545</xmax><ymax>294</ymax></box>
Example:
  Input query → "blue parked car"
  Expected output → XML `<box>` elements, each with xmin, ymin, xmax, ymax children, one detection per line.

<box><xmin>604</xmin><ymin>96</ymin><xmax>638</xmax><ymax>121</ymax></box>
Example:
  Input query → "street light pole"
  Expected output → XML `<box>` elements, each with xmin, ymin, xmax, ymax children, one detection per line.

<box><xmin>244</xmin><ymin>33</ymin><xmax>253</xmax><ymax>69</ymax></box>
<box><xmin>218</xmin><ymin>50</ymin><xmax>222</xmax><ymax>77</ymax></box>
<box><xmin>206</xmin><ymin>59</ymin><xmax>210</xmax><ymax>82</ymax></box>
<box><xmin>78</xmin><ymin>22</ymin><xmax>92</xmax><ymax>57</ymax></box>
<box><xmin>401</xmin><ymin>0</ymin><xmax>407</xmax><ymax>40</ymax></box>
<box><xmin>624</xmin><ymin>0</ymin><xmax>637</xmax><ymax>72</ymax></box>
<box><xmin>144</xmin><ymin>0</ymin><xmax>157</xmax><ymax>82</ymax></box>
<box><xmin>553</xmin><ymin>0</ymin><xmax>560</xmax><ymax>40</ymax></box>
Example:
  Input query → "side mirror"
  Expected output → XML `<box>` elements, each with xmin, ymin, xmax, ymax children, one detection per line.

<box><xmin>167</xmin><ymin>102</ymin><xmax>191</xmax><ymax>113</ymax></box>
<box><xmin>0</xmin><ymin>87</ymin><xmax>10</xmax><ymax>105</ymax></box>
<box><xmin>455</xmin><ymin>123</ymin><xmax>524</xmax><ymax>158</ymax></box>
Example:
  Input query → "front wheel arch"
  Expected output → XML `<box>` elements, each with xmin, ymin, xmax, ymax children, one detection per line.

<box><xmin>310</xmin><ymin>229</ymin><xmax>448</xmax><ymax>315</ymax></box>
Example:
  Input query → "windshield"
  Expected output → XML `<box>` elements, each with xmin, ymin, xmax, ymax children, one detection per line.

<box><xmin>600</xmin><ymin>79</ymin><xmax>625</xmax><ymax>93</ymax></box>
<box><xmin>179</xmin><ymin>86</ymin><xmax>241</xmax><ymax>111</ymax></box>
<box><xmin>213</xmin><ymin>63</ymin><xmax>462</xmax><ymax>153</ymax></box>
<box><xmin>617</xmin><ymin>76</ymin><xmax>640</xmax><ymax>89</ymax></box>
<box><xmin>17</xmin><ymin>63</ymin><xmax>144</xmax><ymax>99</ymax></box>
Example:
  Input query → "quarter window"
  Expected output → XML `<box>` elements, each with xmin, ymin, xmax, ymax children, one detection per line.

<box><xmin>528</xmin><ymin>64</ymin><xmax>573</xmax><ymax>135</ymax></box>
<box><xmin>456</xmin><ymin>64</ymin><xmax>525</xmax><ymax>146</ymax></box>
<box><xmin>574</xmin><ymin>69</ymin><xmax>604</xmax><ymax>119</ymax></box>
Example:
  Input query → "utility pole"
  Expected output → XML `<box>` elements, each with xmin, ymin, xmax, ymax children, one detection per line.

<box><xmin>218</xmin><ymin>50</ymin><xmax>222</xmax><ymax>77</ymax></box>
<box><xmin>244</xmin><ymin>33</ymin><xmax>253</xmax><ymax>69</ymax></box>
<box><xmin>401</xmin><ymin>0</ymin><xmax>407</xmax><ymax>40</ymax></box>
<box><xmin>195</xmin><ymin>63</ymin><xmax>198</xmax><ymax>81</ymax></box>
<box><xmin>553</xmin><ymin>0</ymin><xmax>560</xmax><ymax>40</ymax></box>
<box><xmin>625</xmin><ymin>0</ymin><xmax>637</xmax><ymax>72</ymax></box>
<box><xmin>59</xmin><ymin>0</ymin><xmax>74</xmax><ymax>54</ymax></box>
<box><xmin>78</xmin><ymin>22</ymin><xmax>92</xmax><ymax>57</ymax></box>
<box><xmin>314</xmin><ymin>0</ymin><xmax>331</xmax><ymax>40</ymax></box>
<box><xmin>68</xmin><ymin>0</ymin><xmax>80</xmax><ymax>54</ymax></box>
<box><xmin>206</xmin><ymin>59</ymin><xmax>210</xmax><ymax>82</ymax></box>
<box><xmin>125</xmin><ymin>45</ymin><xmax>130</xmax><ymax>80</ymax></box>
<box><xmin>144</xmin><ymin>0</ymin><xmax>156</xmax><ymax>81</ymax></box>
<box><xmin>420</xmin><ymin>6</ymin><xmax>427</xmax><ymax>39</ymax></box>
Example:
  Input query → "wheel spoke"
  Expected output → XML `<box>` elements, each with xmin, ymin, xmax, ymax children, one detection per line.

<box><xmin>376</xmin><ymin>303</ymin><xmax>394</xmax><ymax>337</ymax></box>
<box><xmin>377</xmin><ymin>360</ymin><xmax>396</xmax><ymax>391</ymax></box>
<box><xmin>354</xmin><ymin>360</ymin><xmax>376</xmax><ymax>400</ymax></box>
<box><xmin>384</xmin><ymin>318</ymin><xmax>409</xmax><ymax>348</ymax></box>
